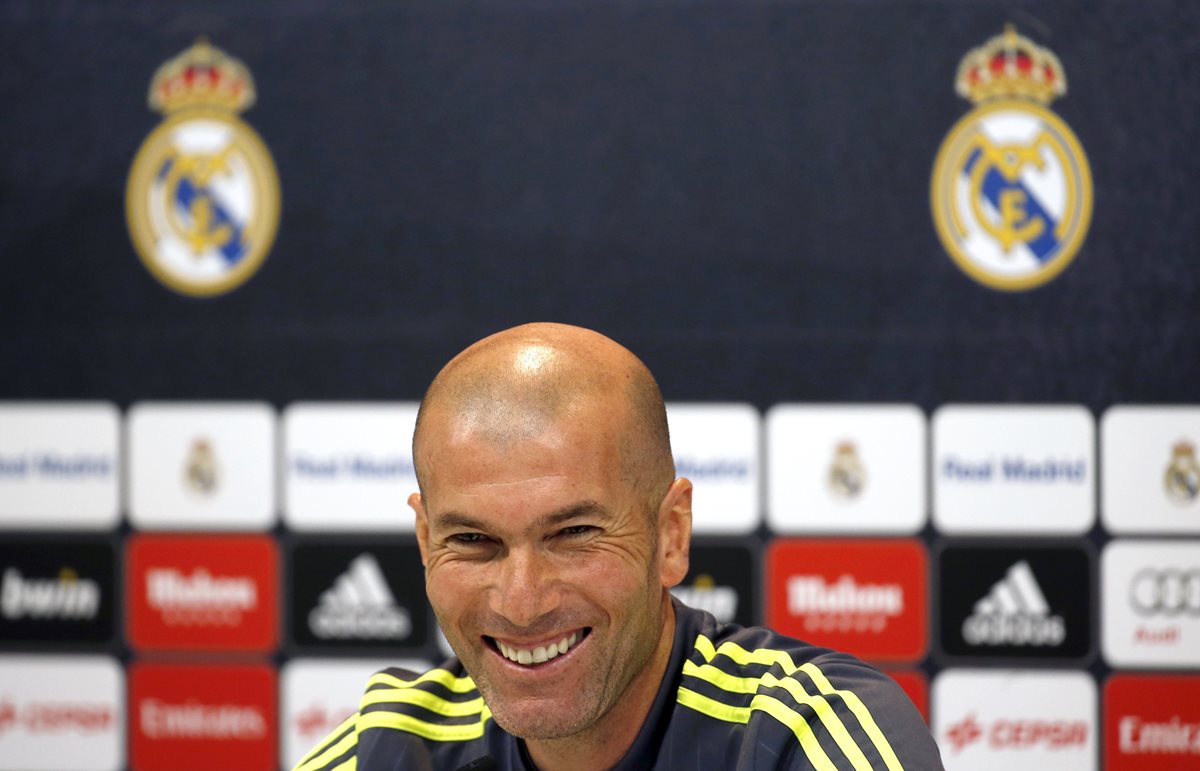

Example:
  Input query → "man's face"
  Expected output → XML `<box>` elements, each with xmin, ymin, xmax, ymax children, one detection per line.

<box><xmin>412</xmin><ymin>408</ymin><xmax>679</xmax><ymax>740</ymax></box>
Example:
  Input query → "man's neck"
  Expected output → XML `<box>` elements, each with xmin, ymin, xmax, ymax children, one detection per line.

<box><xmin>523</xmin><ymin>600</ymin><xmax>677</xmax><ymax>771</ymax></box>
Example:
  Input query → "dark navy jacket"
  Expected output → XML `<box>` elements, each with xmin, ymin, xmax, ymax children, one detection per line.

<box><xmin>293</xmin><ymin>601</ymin><xmax>944</xmax><ymax>770</ymax></box>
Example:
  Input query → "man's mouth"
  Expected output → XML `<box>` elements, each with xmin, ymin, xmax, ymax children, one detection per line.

<box><xmin>488</xmin><ymin>629</ymin><xmax>590</xmax><ymax>666</ymax></box>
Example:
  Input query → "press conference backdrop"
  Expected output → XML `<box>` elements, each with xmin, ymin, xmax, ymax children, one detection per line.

<box><xmin>2</xmin><ymin>2</ymin><xmax>1198</xmax><ymax>769</ymax></box>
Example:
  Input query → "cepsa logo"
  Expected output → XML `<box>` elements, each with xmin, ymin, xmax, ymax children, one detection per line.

<box><xmin>0</xmin><ymin>655</ymin><xmax>123</xmax><ymax>770</ymax></box>
<box><xmin>127</xmin><ymin>534</ymin><xmax>278</xmax><ymax>652</ymax></box>
<box><xmin>766</xmin><ymin>539</ymin><xmax>927</xmax><ymax>662</ymax></box>
<box><xmin>130</xmin><ymin>662</ymin><xmax>276</xmax><ymax>771</ymax></box>
<box><xmin>1106</xmin><ymin>674</ymin><xmax>1200</xmax><ymax>770</ymax></box>
<box><xmin>942</xmin><ymin>713</ymin><xmax>1089</xmax><ymax>754</ymax></box>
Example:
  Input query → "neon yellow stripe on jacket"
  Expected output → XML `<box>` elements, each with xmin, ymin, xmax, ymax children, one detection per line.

<box><xmin>293</xmin><ymin>714</ymin><xmax>358</xmax><ymax>771</ymax></box>
<box><xmin>682</xmin><ymin>659</ymin><xmax>874</xmax><ymax>771</ymax></box>
<box><xmin>683</xmin><ymin>635</ymin><xmax>903</xmax><ymax>771</ymax></box>
<box><xmin>356</xmin><ymin>705</ymin><xmax>493</xmax><ymax>742</ymax></box>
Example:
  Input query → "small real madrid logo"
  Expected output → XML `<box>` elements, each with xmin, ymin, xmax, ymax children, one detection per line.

<box><xmin>126</xmin><ymin>38</ymin><xmax>280</xmax><ymax>297</ymax></box>
<box><xmin>828</xmin><ymin>440</ymin><xmax>866</xmax><ymax>499</ymax></box>
<box><xmin>1164</xmin><ymin>440</ymin><xmax>1200</xmax><ymax>504</ymax></box>
<box><xmin>184</xmin><ymin>437</ymin><xmax>220</xmax><ymax>496</ymax></box>
<box><xmin>930</xmin><ymin>25</ymin><xmax>1092</xmax><ymax>291</ymax></box>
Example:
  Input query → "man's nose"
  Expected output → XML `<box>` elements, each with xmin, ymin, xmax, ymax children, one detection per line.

<box><xmin>490</xmin><ymin>545</ymin><xmax>561</xmax><ymax>627</ymax></box>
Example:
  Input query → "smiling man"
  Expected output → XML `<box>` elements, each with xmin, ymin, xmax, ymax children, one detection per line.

<box><xmin>294</xmin><ymin>323</ymin><xmax>944</xmax><ymax>771</ymax></box>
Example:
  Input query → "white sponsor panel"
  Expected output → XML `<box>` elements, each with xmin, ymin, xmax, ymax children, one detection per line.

<box><xmin>1102</xmin><ymin>406</ymin><xmax>1200</xmax><ymax>534</ymax></box>
<box><xmin>933</xmin><ymin>669</ymin><xmax>1096</xmax><ymax>771</ymax></box>
<box><xmin>0</xmin><ymin>655</ymin><xmax>123</xmax><ymax>770</ymax></box>
<box><xmin>1102</xmin><ymin>540</ymin><xmax>1200</xmax><ymax>668</ymax></box>
<box><xmin>766</xmin><ymin>404</ymin><xmax>925</xmax><ymax>533</ymax></box>
<box><xmin>128</xmin><ymin>402</ymin><xmax>276</xmax><ymax>530</ymax></box>
<box><xmin>284</xmin><ymin>403</ymin><xmax>420</xmax><ymax>532</ymax></box>
<box><xmin>933</xmin><ymin>405</ymin><xmax>1095</xmax><ymax>534</ymax></box>
<box><xmin>281</xmin><ymin>658</ymin><xmax>428</xmax><ymax>768</ymax></box>
<box><xmin>0</xmin><ymin>403</ymin><xmax>119</xmax><ymax>530</ymax></box>
<box><xmin>666</xmin><ymin>404</ymin><xmax>760</xmax><ymax>533</ymax></box>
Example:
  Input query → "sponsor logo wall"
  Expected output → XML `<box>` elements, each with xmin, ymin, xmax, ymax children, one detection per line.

<box><xmin>2</xmin><ymin>399</ymin><xmax>1196</xmax><ymax>768</ymax></box>
<box><xmin>2</xmin><ymin>398</ymin><xmax>1200</xmax><ymax>763</ymax></box>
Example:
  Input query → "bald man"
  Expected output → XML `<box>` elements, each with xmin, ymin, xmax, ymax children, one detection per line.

<box><xmin>294</xmin><ymin>324</ymin><xmax>944</xmax><ymax>771</ymax></box>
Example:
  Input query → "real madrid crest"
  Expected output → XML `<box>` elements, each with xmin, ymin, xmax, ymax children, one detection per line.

<box><xmin>828</xmin><ymin>441</ymin><xmax>866</xmax><ymax>499</ymax></box>
<box><xmin>184</xmin><ymin>437</ymin><xmax>220</xmax><ymax>496</ymax></box>
<box><xmin>931</xmin><ymin>26</ymin><xmax>1092</xmax><ymax>291</ymax></box>
<box><xmin>1164</xmin><ymin>440</ymin><xmax>1200</xmax><ymax>504</ymax></box>
<box><xmin>126</xmin><ymin>39</ymin><xmax>280</xmax><ymax>297</ymax></box>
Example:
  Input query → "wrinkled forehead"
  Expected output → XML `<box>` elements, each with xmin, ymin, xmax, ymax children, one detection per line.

<box><xmin>416</xmin><ymin>402</ymin><xmax>633</xmax><ymax>515</ymax></box>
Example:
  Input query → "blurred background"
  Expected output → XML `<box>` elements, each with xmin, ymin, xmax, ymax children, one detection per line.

<box><xmin>1</xmin><ymin>1</ymin><xmax>1198</xmax><ymax>769</ymax></box>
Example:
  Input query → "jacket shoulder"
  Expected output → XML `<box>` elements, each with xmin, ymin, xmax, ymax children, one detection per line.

<box><xmin>667</xmin><ymin>613</ymin><xmax>943</xmax><ymax>770</ymax></box>
<box><xmin>291</xmin><ymin>664</ymin><xmax>496</xmax><ymax>771</ymax></box>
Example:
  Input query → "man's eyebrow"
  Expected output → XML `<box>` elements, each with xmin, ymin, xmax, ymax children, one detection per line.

<box><xmin>432</xmin><ymin>511</ymin><xmax>489</xmax><ymax>531</ymax></box>
<box><xmin>535</xmin><ymin>501</ymin><xmax>609</xmax><ymax>529</ymax></box>
<box><xmin>431</xmin><ymin>501</ymin><xmax>610</xmax><ymax>533</ymax></box>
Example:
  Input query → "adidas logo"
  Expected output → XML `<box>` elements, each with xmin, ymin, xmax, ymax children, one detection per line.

<box><xmin>307</xmin><ymin>554</ymin><xmax>411</xmax><ymax>640</ymax></box>
<box><xmin>962</xmin><ymin>560</ymin><xmax>1065</xmax><ymax>646</ymax></box>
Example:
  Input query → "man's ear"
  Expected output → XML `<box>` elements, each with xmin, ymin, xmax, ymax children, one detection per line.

<box><xmin>657</xmin><ymin>477</ymin><xmax>693</xmax><ymax>589</ymax></box>
<box><xmin>409</xmin><ymin>492</ymin><xmax>430</xmax><ymax>567</ymax></box>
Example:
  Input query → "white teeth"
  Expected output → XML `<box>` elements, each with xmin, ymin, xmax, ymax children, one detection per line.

<box><xmin>498</xmin><ymin>631</ymin><xmax>582</xmax><ymax>666</ymax></box>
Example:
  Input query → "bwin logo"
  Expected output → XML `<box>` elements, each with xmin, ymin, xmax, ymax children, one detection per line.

<box><xmin>962</xmin><ymin>560</ymin><xmax>1065</xmax><ymax>646</ymax></box>
<box><xmin>1</xmin><ymin>567</ymin><xmax>100</xmax><ymax>620</ymax></box>
<box><xmin>308</xmin><ymin>554</ymin><xmax>411</xmax><ymax>640</ymax></box>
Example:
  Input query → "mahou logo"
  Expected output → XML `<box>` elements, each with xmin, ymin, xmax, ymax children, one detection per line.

<box><xmin>130</xmin><ymin>662</ymin><xmax>275</xmax><ymax>771</ymax></box>
<box><xmin>127</xmin><ymin>534</ymin><xmax>277</xmax><ymax>652</ymax></box>
<box><xmin>1106</xmin><ymin>674</ymin><xmax>1200</xmax><ymax>770</ymax></box>
<box><xmin>766</xmin><ymin>539</ymin><xmax>927</xmax><ymax>662</ymax></box>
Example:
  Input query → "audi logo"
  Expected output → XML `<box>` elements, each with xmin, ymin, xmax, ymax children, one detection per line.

<box><xmin>1129</xmin><ymin>569</ymin><xmax>1200</xmax><ymax>615</ymax></box>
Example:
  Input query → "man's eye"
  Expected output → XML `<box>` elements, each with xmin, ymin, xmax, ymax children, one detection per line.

<box><xmin>558</xmin><ymin>525</ymin><xmax>597</xmax><ymax>538</ymax></box>
<box><xmin>449</xmin><ymin>533</ymin><xmax>490</xmax><ymax>545</ymax></box>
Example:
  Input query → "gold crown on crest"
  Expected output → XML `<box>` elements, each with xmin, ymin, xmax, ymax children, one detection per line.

<box><xmin>148</xmin><ymin>37</ymin><xmax>256</xmax><ymax>114</ymax></box>
<box><xmin>955</xmin><ymin>25</ymin><xmax>1066</xmax><ymax>105</ymax></box>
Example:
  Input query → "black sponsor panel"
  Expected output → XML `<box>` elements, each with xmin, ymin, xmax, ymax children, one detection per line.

<box><xmin>671</xmin><ymin>539</ymin><xmax>759</xmax><ymax>628</ymax></box>
<box><xmin>288</xmin><ymin>539</ymin><xmax>430</xmax><ymax>651</ymax></box>
<box><xmin>937</xmin><ymin>542</ymin><xmax>1093</xmax><ymax>662</ymax></box>
<box><xmin>0</xmin><ymin>537</ymin><xmax>117</xmax><ymax>646</ymax></box>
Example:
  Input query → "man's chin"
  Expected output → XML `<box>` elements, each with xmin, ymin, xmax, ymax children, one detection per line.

<box><xmin>486</xmin><ymin>697</ymin><xmax>594</xmax><ymax>741</ymax></box>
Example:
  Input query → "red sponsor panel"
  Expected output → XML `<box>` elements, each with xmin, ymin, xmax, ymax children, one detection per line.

<box><xmin>766</xmin><ymin>538</ymin><xmax>927</xmax><ymax>662</ymax></box>
<box><xmin>129</xmin><ymin>662</ymin><xmax>277</xmax><ymax>771</ymax></box>
<box><xmin>1105</xmin><ymin>674</ymin><xmax>1200</xmax><ymax>771</ymax></box>
<box><xmin>886</xmin><ymin>670</ymin><xmax>929</xmax><ymax>723</ymax></box>
<box><xmin>127</xmin><ymin>534</ymin><xmax>278</xmax><ymax>652</ymax></box>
